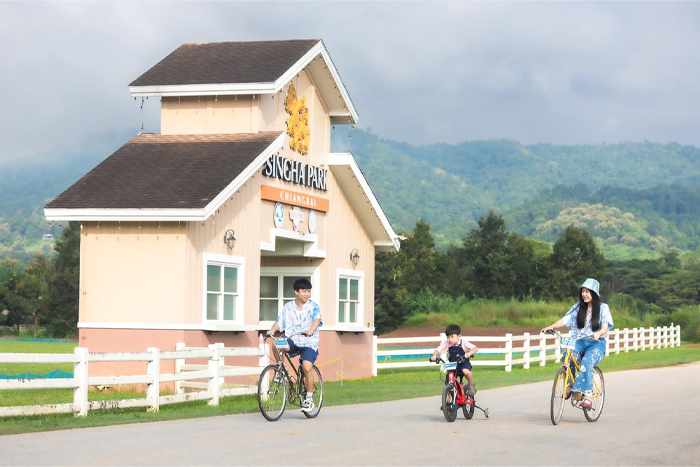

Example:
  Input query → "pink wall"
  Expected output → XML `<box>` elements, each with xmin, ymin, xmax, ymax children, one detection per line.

<box><xmin>79</xmin><ymin>328</ymin><xmax>374</xmax><ymax>384</ymax></box>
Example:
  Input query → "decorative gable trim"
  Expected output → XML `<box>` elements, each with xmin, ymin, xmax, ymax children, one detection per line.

<box><xmin>328</xmin><ymin>152</ymin><xmax>401</xmax><ymax>252</ymax></box>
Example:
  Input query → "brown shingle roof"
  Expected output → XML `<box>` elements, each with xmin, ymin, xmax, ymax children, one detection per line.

<box><xmin>130</xmin><ymin>40</ymin><xmax>321</xmax><ymax>87</ymax></box>
<box><xmin>46</xmin><ymin>132</ymin><xmax>282</xmax><ymax>210</ymax></box>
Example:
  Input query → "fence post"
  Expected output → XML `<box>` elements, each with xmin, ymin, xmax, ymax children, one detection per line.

<box><xmin>372</xmin><ymin>335</ymin><xmax>378</xmax><ymax>377</ymax></box>
<box><xmin>656</xmin><ymin>327</ymin><xmax>662</xmax><ymax>349</ymax></box>
<box><xmin>175</xmin><ymin>342</ymin><xmax>185</xmax><ymax>394</ymax></box>
<box><xmin>632</xmin><ymin>328</ymin><xmax>638</xmax><ymax>351</ymax></box>
<box><xmin>73</xmin><ymin>347</ymin><xmax>89</xmax><ymax>417</ymax></box>
<box><xmin>677</xmin><ymin>325</ymin><xmax>681</xmax><ymax>347</ymax></box>
<box><xmin>505</xmin><ymin>334</ymin><xmax>512</xmax><ymax>372</ymax></box>
<box><xmin>668</xmin><ymin>323</ymin><xmax>675</xmax><ymax>348</ymax></box>
<box><xmin>439</xmin><ymin>333</ymin><xmax>447</xmax><ymax>361</ymax></box>
<box><xmin>624</xmin><ymin>328</ymin><xmax>629</xmax><ymax>353</ymax></box>
<box><xmin>539</xmin><ymin>333</ymin><xmax>546</xmax><ymax>367</ymax></box>
<box><xmin>663</xmin><ymin>326</ymin><xmax>668</xmax><ymax>348</ymax></box>
<box><xmin>523</xmin><ymin>332</ymin><xmax>530</xmax><ymax>370</ymax></box>
<box><xmin>554</xmin><ymin>333</ymin><xmax>561</xmax><ymax>363</ymax></box>
<box><xmin>259</xmin><ymin>335</ymin><xmax>270</xmax><ymax>399</ymax></box>
<box><xmin>147</xmin><ymin>347</ymin><xmax>160</xmax><ymax>412</ymax></box>
<box><xmin>614</xmin><ymin>329</ymin><xmax>620</xmax><ymax>354</ymax></box>
<box><xmin>259</xmin><ymin>334</ymin><xmax>269</xmax><ymax>368</ymax></box>
<box><xmin>207</xmin><ymin>344</ymin><xmax>220</xmax><ymax>406</ymax></box>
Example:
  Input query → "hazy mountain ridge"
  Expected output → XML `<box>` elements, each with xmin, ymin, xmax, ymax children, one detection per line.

<box><xmin>1</xmin><ymin>128</ymin><xmax>699</xmax><ymax>262</ymax></box>
<box><xmin>333</xmin><ymin>129</ymin><xmax>700</xmax><ymax>257</ymax></box>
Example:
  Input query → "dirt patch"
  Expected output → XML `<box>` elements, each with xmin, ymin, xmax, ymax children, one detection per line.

<box><xmin>379</xmin><ymin>326</ymin><xmax>543</xmax><ymax>349</ymax></box>
<box><xmin>380</xmin><ymin>326</ymin><xmax>541</xmax><ymax>339</ymax></box>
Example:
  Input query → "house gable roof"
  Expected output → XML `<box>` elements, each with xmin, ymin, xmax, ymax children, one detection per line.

<box><xmin>328</xmin><ymin>152</ymin><xmax>401</xmax><ymax>252</ymax></box>
<box><xmin>130</xmin><ymin>40</ymin><xmax>321</xmax><ymax>87</ymax></box>
<box><xmin>44</xmin><ymin>132</ymin><xmax>284</xmax><ymax>222</ymax></box>
<box><xmin>128</xmin><ymin>40</ymin><xmax>358</xmax><ymax>125</ymax></box>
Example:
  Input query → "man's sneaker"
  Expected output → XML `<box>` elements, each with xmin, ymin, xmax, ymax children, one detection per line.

<box><xmin>301</xmin><ymin>398</ymin><xmax>314</xmax><ymax>413</ymax></box>
<box><xmin>466</xmin><ymin>384</ymin><xmax>477</xmax><ymax>396</ymax></box>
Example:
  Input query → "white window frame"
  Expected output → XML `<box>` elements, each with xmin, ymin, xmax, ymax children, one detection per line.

<box><xmin>203</xmin><ymin>253</ymin><xmax>245</xmax><ymax>326</ymax></box>
<box><xmin>259</xmin><ymin>267</ymin><xmax>320</xmax><ymax>329</ymax></box>
<box><xmin>336</xmin><ymin>268</ymin><xmax>364</xmax><ymax>330</ymax></box>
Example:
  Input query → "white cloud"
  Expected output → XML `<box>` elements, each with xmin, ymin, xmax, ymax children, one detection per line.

<box><xmin>1</xmin><ymin>1</ymin><xmax>699</xmax><ymax>164</ymax></box>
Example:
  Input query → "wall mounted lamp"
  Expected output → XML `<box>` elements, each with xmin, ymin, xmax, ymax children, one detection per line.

<box><xmin>350</xmin><ymin>249</ymin><xmax>360</xmax><ymax>266</ymax></box>
<box><xmin>223</xmin><ymin>229</ymin><xmax>236</xmax><ymax>250</ymax></box>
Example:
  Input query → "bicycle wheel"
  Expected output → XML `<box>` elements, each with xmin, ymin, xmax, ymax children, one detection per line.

<box><xmin>584</xmin><ymin>367</ymin><xmax>605</xmax><ymax>422</ymax></box>
<box><xmin>442</xmin><ymin>384</ymin><xmax>458</xmax><ymax>422</ymax></box>
<box><xmin>462</xmin><ymin>398</ymin><xmax>475</xmax><ymax>420</ymax></box>
<box><xmin>550</xmin><ymin>367</ymin><xmax>567</xmax><ymax>425</ymax></box>
<box><xmin>257</xmin><ymin>365</ymin><xmax>287</xmax><ymax>422</ymax></box>
<box><xmin>300</xmin><ymin>365</ymin><xmax>324</xmax><ymax>418</ymax></box>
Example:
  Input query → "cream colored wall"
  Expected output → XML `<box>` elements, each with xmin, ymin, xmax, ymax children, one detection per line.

<box><xmin>160</xmin><ymin>71</ymin><xmax>330</xmax><ymax>147</ymax></box>
<box><xmin>161</xmin><ymin>95</ymin><xmax>259</xmax><ymax>135</ymax></box>
<box><xmin>80</xmin><ymin>70</ymin><xmax>374</xmax><ymax>330</ymax></box>
<box><xmin>79</xmin><ymin>222</ymin><xmax>188</xmax><ymax>324</ymax></box>
<box><xmin>179</xmin><ymin>70</ymin><xmax>372</xmax><ymax>329</ymax></box>
<box><xmin>182</xmin><ymin>174</ymin><xmax>264</xmax><ymax>325</ymax></box>
<box><xmin>322</xmin><ymin>172</ymin><xmax>376</xmax><ymax>328</ymax></box>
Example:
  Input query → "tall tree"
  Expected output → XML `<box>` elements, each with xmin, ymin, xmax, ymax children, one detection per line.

<box><xmin>44</xmin><ymin>221</ymin><xmax>80</xmax><ymax>337</ymax></box>
<box><xmin>458</xmin><ymin>210</ymin><xmax>541</xmax><ymax>299</ymax></box>
<box><xmin>550</xmin><ymin>225</ymin><xmax>605</xmax><ymax>300</ymax></box>
<box><xmin>374</xmin><ymin>220</ymin><xmax>442</xmax><ymax>334</ymax></box>
<box><xmin>0</xmin><ymin>255</ymin><xmax>49</xmax><ymax>331</ymax></box>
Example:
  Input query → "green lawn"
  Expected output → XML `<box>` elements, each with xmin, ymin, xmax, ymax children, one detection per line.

<box><xmin>1</xmin><ymin>341</ymin><xmax>699</xmax><ymax>435</ymax></box>
<box><xmin>0</xmin><ymin>340</ymin><xmax>77</xmax><ymax>377</ymax></box>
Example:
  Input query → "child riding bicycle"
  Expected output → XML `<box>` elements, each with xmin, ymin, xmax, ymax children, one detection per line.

<box><xmin>541</xmin><ymin>278</ymin><xmax>614</xmax><ymax>410</ymax></box>
<box><xmin>430</xmin><ymin>324</ymin><xmax>479</xmax><ymax>396</ymax></box>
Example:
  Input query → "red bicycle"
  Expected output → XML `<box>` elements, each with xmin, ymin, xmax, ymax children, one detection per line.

<box><xmin>433</xmin><ymin>357</ymin><xmax>489</xmax><ymax>422</ymax></box>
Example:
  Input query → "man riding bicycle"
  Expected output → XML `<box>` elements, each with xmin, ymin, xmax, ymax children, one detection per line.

<box><xmin>267</xmin><ymin>278</ymin><xmax>322</xmax><ymax>413</ymax></box>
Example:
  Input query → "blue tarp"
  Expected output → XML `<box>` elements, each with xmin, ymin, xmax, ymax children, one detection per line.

<box><xmin>0</xmin><ymin>338</ymin><xmax>76</xmax><ymax>343</ymax></box>
<box><xmin>0</xmin><ymin>369</ymin><xmax>74</xmax><ymax>379</ymax></box>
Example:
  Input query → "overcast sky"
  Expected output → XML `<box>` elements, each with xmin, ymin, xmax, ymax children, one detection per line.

<box><xmin>2</xmin><ymin>1</ymin><xmax>700</xmax><ymax>165</ymax></box>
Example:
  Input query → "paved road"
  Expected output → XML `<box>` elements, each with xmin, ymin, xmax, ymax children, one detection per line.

<box><xmin>2</xmin><ymin>362</ymin><xmax>699</xmax><ymax>466</ymax></box>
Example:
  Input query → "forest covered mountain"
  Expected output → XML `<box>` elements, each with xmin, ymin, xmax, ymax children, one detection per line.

<box><xmin>332</xmin><ymin>128</ymin><xmax>700</xmax><ymax>259</ymax></box>
<box><xmin>2</xmin><ymin>128</ymin><xmax>700</xmax><ymax>262</ymax></box>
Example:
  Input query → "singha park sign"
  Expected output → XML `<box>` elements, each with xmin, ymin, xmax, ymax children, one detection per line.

<box><xmin>262</xmin><ymin>155</ymin><xmax>328</xmax><ymax>191</ymax></box>
<box><xmin>262</xmin><ymin>83</ymin><xmax>327</xmax><ymax>191</ymax></box>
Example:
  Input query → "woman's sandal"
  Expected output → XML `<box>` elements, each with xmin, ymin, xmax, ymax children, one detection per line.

<box><xmin>565</xmin><ymin>384</ymin><xmax>573</xmax><ymax>400</ymax></box>
<box><xmin>581</xmin><ymin>398</ymin><xmax>592</xmax><ymax>409</ymax></box>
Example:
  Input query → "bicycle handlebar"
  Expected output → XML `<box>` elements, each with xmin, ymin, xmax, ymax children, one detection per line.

<box><xmin>545</xmin><ymin>329</ymin><xmax>598</xmax><ymax>341</ymax></box>
<box><xmin>265</xmin><ymin>331</ymin><xmax>309</xmax><ymax>339</ymax></box>
<box><xmin>429</xmin><ymin>355</ymin><xmax>472</xmax><ymax>364</ymax></box>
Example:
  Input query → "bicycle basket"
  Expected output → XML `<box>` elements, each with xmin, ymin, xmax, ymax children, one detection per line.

<box><xmin>441</xmin><ymin>362</ymin><xmax>458</xmax><ymax>371</ymax></box>
<box><xmin>561</xmin><ymin>338</ymin><xmax>576</xmax><ymax>349</ymax></box>
<box><xmin>275</xmin><ymin>338</ymin><xmax>290</xmax><ymax>349</ymax></box>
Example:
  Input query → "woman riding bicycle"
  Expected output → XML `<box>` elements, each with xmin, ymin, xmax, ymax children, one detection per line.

<box><xmin>541</xmin><ymin>278</ymin><xmax>614</xmax><ymax>410</ymax></box>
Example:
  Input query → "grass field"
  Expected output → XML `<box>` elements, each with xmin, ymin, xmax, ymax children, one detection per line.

<box><xmin>1</xmin><ymin>339</ymin><xmax>699</xmax><ymax>435</ymax></box>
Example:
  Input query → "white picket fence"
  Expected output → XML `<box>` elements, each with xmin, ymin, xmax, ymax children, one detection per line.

<box><xmin>372</xmin><ymin>325</ymin><xmax>681</xmax><ymax>376</ymax></box>
<box><xmin>0</xmin><ymin>336</ymin><xmax>270</xmax><ymax>417</ymax></box>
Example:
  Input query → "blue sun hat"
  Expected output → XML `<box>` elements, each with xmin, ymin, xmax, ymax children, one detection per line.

<box><xmin>578</xmin><ymin>278</ymin><xmax>600</xmax><ymax>297</ymax></box>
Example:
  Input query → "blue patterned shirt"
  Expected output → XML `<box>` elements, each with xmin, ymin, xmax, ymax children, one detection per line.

<box><xmin>276</xmin><ymin>299</ymin><xmax>323</xmax><ymax>351</ymax></box>
<box><xmin>562</xmin><ymin>302</ymin><xmax>614</xmax><ymax>340</ymax></box>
